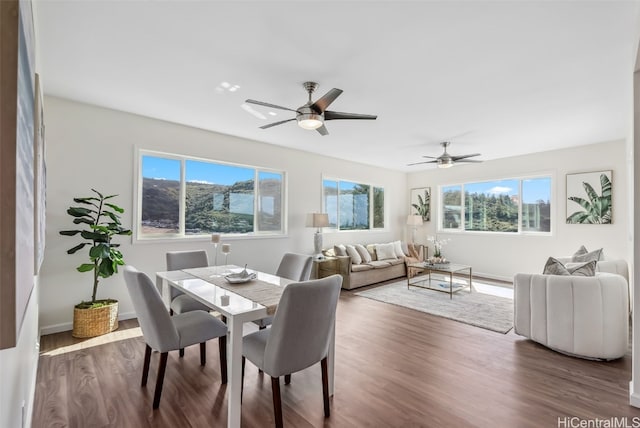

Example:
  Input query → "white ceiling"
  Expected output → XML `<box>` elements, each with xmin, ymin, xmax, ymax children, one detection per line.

<box><xmin>34</xmin><ymin>1</ymin><xmax>638</xmax><ymax>172</ymax></box>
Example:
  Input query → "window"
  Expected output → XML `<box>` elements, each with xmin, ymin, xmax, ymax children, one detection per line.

<box><xmin>440</xmin><ymin>176</ymin><xmax>551</xmax><ymax>234</ymax></box>
<box><xmin>138</xmin><ymin>151</ymin><xmax>285</xmax><ymax>239</ymax></box>
<box><xmin>323</xmin><ymin>178</ymin><xmax>385</xmax><ymax>230</ymax></box>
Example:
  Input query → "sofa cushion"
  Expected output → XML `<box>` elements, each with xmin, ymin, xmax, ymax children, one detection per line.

<box><xmin>387</xmin><ymin>258</ymin><xmax>405</xmax><ymax>266</ymax></box>
<box><xmin>368</xmin><ymin>260</ymin><xmax>392</xmax><ymax>269</ymax></box>
<box><xmin>355</xmin><ymin>244</ymin><xmax>372</xmax><ymax>263</ymax></box>
<box><xmin>401</xmin><ymin>241</ymin><xmax>410</xmax><ymax>257</ymax></box>
<box><xmin>351</xmin><ymin>263</ymin><xmax>373</xmax><ymax>272</ymax></box>
<box><xmin>346</xmin><ymin>245</ymin><xmax>362</xmax><ymax>264</ymax></box>
<box><xmin>334</xmin><ymin>244</ymin><xmax>347</xmax><ymax>257</ymax></box>
<box><xmin>572</xmin><ymin>246</ymin><xmax>603</xmax><ymax>263</ymax></box>
<box><xmin>376</xmin><ymin>243</ymin><xmax>397</xmax><ymax>260</ymax></box>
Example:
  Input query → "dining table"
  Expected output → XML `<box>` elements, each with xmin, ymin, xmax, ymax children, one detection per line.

<box><xmin>155</xmin><ymin>265</ymin><xmax>336</xmax><ymax>428</ymax></box>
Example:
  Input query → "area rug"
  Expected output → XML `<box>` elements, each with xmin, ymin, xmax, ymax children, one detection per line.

<box><xmin>354</xmin><ymin>280</ymin><xmax>514</xmax><ymax>334</ymax></box>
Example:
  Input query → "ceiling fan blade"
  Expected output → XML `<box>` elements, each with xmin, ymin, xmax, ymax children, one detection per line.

<box><xmin>407</xmin><ymin>160</ymin><xmax>438</xmax><ymax>166</ymax></box>
<box><xmin>452</xmin><ymin>153</ymin><xmax>481</xmax><ymax>161</ymax></box>
<box><xmin>260</xmin><ymin>118</ymin><xmax>296</xmax><ymax>129</ymax></box>
<box><xmin>324</xmin><ymin>111</ymin><xmax>377</xmax><ymax>121</ymax></box>
<box><xmin>455</xmin><ymin>159</ymin><xmax>483</xmax><ymax>163</ymax></box>
<box><xmin>316</xmin><ymin>124</ymin><xmax>329</xmax><ymax>136</ymax></box>
<box><xmin>421</xmin><ymin>155</ymin><xmax>439</xmax><ymax>159</ymax></box>
<box><xmin>310</xmin><ymin>88</ymin><xmax>343</xmax><ymax>113</ymax></box>
<box><xmin>246</xmin><ymin>99</ymin><xmax>298</xmax><ymax>112</ymax></box>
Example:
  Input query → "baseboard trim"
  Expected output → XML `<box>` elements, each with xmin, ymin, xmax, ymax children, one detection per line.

<box><xmin>40</xmin><ymin>311</ymin><xmax>137</xmax><ymax>336</ymax></box>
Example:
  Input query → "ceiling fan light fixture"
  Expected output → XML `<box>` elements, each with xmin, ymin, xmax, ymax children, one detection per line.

<box><xmin>437</xmin><ymin>158</ymin><xmax>454</xmax><ymax>168</ymax></box>
<box><xmin>297</xmin><ymin>113</ymin><xmax>323</xmax><ymax>130</ymax></box>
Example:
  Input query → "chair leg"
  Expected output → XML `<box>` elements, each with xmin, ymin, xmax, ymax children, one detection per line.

<box><xmin>241</xmin><ymin>356</ymin><xmax>245</xmax><ymax>403</ymax></box>
<box><xmin>200</xmin><ymin>342</ymin><xmax>206</xmax><ymax>366</ymax></box>
<box><xmin>271</xmin><ymin>376</ymin><xmax>283</xmax><ymax>428</ymax></box>
<box><xmin>284</xmin><ymin>374</ymin><xmax>291</xmax><ymax>385</ymax></box>
<box><xmin>179</xmin><ymin>348</ymin><xmax>185</xmax><ymax>358</ymax></box>
<box><xmin>257</xmin><ymin>327</ymin><xmax>264</xmax><ymax>374</ymax></box>
<box><xmin>321</xmin><ymin>357</ymin><xmax>330</xmax><ymax>417</ymax></box>
<box><xmin>141</xmin><ymin>344</ymin><xmax>152</xmax><ymax>387</ymax></box>
<box><xmin>153</xmin><ymin>352</ymin><xmax>169</xmax><ymax>409</ymax></box>
<box><xmin>219</xmin><ymin>337</ymin><xmax>227</xmax><ymax>384</ymax></box>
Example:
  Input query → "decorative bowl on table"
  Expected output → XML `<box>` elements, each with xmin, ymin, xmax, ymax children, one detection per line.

<box><xmin>426</xmin><ymin>257</ymin><xmax>449</xmax><ymax>265</ymax></box>
<box><xmin>224</xmin><ymin>271</ymin><xmax>257</xmax><ymax>284</ymax></box>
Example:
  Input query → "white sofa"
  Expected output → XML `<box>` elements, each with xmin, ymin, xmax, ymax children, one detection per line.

<box><xmin>514</xmin><ymin>260</ymin><xmax>629</xmax><ymax>360</ymax></box>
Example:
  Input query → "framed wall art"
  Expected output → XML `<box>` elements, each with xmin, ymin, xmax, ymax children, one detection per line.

<box><xmin>410</xmin><ymin>187</ymin><xmax>431</xmax><ymax>222</ymax></box>
<box><xmin>566</xmin><ymin>170</ymin><xmax>612</xmax><ymax>224</ymax></box>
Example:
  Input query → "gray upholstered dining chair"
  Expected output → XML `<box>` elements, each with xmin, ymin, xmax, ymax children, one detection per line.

<box><xmin>252</xmin><ymin>252</ymin><xmax>313</xmax><ymax>329</ymax></box>
<box><xmin>123</xmin><ymin>266</ymin><xmax>228</xmax><ymax>409</ymax></box>
<box><xmin>242</xmin><ymin>274</ymin><xmax>342</xmax><ymax>428</ymax></box>
<box><xmin>166</xmin><ymin>250</ymin><xmax>212</xmax><ymax>315</ymax></box>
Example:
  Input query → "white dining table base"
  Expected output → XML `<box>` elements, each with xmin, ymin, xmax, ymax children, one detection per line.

<box><xmin>156</xmin><ymin>270</ymin><xmax>335</xmax><ymax>428</ymax></box>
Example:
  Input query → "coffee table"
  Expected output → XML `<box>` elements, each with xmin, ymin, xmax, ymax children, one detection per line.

<box><xmin>406</xmin><ymin>262</ymin><xmax>473</xmax><ymax>299</ymax></box>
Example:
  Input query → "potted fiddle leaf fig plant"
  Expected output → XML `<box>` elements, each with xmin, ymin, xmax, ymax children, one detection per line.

<box><xmin>60</xmin><ymin>189</ymin><xmax>132</xmax><ymax>338</ymax></box>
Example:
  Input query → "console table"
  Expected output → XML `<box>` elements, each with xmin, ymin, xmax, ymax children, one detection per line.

<box><xmin>406</xmin><ymin>262</ymin><xmax>473</xmax><ymax>299</ymax></box>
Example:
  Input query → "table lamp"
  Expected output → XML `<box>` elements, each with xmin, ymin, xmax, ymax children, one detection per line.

<box><xmin>406</xmin><ymin>214</ymin><xmax>423</xmax><ymax>244</ymax></box>
<box><xmin>309</xmin><ymin>213</ymin><xmax>329</xmax><ymax>260</ymax></box>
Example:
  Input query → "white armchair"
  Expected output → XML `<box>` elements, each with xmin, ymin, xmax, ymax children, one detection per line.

<box><xmin>514</xmin><ymin>271</ymin><xmax>629</xmax><ymax>360</ymax></box>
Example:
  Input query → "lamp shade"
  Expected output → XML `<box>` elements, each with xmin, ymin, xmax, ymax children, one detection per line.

<box><xmin>312</xmin><ymin>213</ymin><xmax>329</xmax><ymax>228</ymax></box>
<box><xmin>406</xmin><ymin>214</ymin><xmax>423</xmax><ymax>226</ymax></box>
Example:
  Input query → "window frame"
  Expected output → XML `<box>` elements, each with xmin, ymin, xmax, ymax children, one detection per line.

<box><xmin>134</xmin><ymin>148</ymin><xmax>288</xmax><ymax>242</ymax></box>
<box><xmin>322</xmin><ymin>176</ymin><xmax>387</xmax><ymax>232</ymax></box>
<box><xmin>437</xmin><ymin>173</ymin><xmax>554</xmax><ymax>236</ymax></box>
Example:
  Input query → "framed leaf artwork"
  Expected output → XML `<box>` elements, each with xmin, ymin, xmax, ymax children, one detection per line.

<box><xmin>566</xmin><ymin>170</ymin><xmax>612</xmax><ymax>224</ymax></box>
<box><xmin>410</xmin><ymin>187</ymin><xmax>431</xmax><ymax>222</ymax></box>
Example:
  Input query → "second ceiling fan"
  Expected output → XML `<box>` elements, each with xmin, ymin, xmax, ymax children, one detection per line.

<box><xmin>408</xmin><ymin>142</ymin><xmax>483</xmax><ymax>168</ymax></box>
<box><xmin>245</xmin><ymin>81</ymin><xmax>377</xmax><ymax>136</ymax></box>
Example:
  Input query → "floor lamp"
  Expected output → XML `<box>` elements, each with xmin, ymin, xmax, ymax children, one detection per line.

<box><xmin>310</xmin><ymin>213</ymin><xmax>329</xmax><ymax>260</ymax></box>
<box><xmin>406</xmin><ymin>214</ymin><xmax>423</xmax><ymax>244</ymax></box>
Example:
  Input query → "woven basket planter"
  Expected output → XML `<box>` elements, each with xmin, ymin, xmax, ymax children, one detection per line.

<box><xmin>72</xmin><ymin>301</ymin><xmax>119</xmax><ymax>338</ymax></box>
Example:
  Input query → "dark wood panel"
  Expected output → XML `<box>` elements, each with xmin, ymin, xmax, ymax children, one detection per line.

<box><xmin>0</xmin><ymin>0</ymin><xmax>19</xmax><ymax>350</ymax></box>
<box><xmin>33</xmin><ymin>289</ymin><xmax>640</xmax><ymax>427</ymax></box>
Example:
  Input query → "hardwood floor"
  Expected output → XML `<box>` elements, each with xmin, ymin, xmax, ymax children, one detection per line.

<box><xmin>33</xmin><ymin>289</ymin><xmax>640</xmax><ymax>427</ymax></box>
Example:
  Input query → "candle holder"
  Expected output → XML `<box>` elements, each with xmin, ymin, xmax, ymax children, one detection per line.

<box><xmin>222</xmin><ymin>243</ymin><xmax>231</xmax><ymax>266</ymax></box>
<box><xmin>211</xmin><ymin>233</ymin><xmax>221</xmax><ymax>266</ymax></box>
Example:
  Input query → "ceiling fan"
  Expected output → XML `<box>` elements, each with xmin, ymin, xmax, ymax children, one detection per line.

<box><xmin>245</xmin><ymin>81</ymin><xmax>377</xmax><ymax>136</ymax></box>
<box><xmin>408</xmin><ymin>142</ymin><xmax>482</xmax><ymax>168</ymax></box>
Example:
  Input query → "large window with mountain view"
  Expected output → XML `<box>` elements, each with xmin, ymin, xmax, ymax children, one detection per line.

<box><xmin>440</xmin><ymin>176</ymin><xmax>551</xmax><ymax>234</ymax></box>
<box><xmin>138</xmin><ymin>152</ymin><xmax>285</xmax><ymax>239</ymax></box>
<box><xmin>323</xmin><ymin>178</ymin><xmax>385</xmax><ymax>230</ymax></box>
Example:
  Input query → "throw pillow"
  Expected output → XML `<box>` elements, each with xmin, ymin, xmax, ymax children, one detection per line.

<box><xmin>345</xmin><ymin>245</ymin><xmax>362</xmax><ymax>265</ymax></box>
<box><xmin>393</xmin><ymin>241</ymin><xmax>404</xmax><ymax>259</ymax></box>
<box><xmin>334</xmin><ymin>244</ymin><xmax>347</xmax><ymax>257</ymax></box>
<box><xmin>543</xmin><ymin>257</ymin><xmax>570</xmax><ymax>275</ymax></box>
<box><xmin>401</xmin><ymin>241</ymin><xmax>410</xmax><ymax>257</ymax></box>
<box><xmin>376</xmin><ymin>242</ymin><xmax>397</xmax><ymax>260</ymax></box>
<box><xmin>565</xmin><ymin>261</ymin><xmax>597</xmax><ymax>276</ymax></box>
<box><xmin>366</xmin><ymin>244</ymin><xmax>378</xmax><ymax>261</ymax></box>
<box><xmin>355</xmin><ymin>244</ymin><xmax>372</xmax><ymax>263</ymax></box>
<box><xmin>543</xmin><ymin>257</ymin><xmax>597</xmax><ymax>277</ymax></box>
<box><xmin>571</xmin><ymin>246</ymin><xmax>603</xmax><ymax>263</ymax></box>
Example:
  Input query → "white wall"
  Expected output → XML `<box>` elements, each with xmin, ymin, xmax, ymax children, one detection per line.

<box><xmin>408</xmin><ymin>140</ymin><xmax>629</xmax><ymax>281</ymax></box>
<box><xmin>0</xmin><ymin>283</ymin><xmax>40</xmax><ymax>428</ymax></box>
<box><xmin>38</xmin><ymin>96</ymin><xmax>407</xmax><ymax>332</ymax></box>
